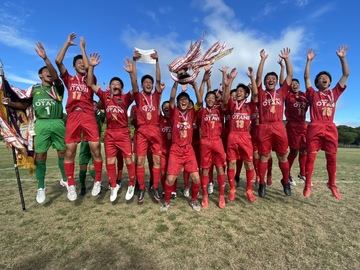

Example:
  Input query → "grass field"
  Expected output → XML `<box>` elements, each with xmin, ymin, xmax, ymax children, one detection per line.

<box><xmin>0</xmin><ymin>144</ymin><xmax>359</xmax><ymax>270</ymax></box>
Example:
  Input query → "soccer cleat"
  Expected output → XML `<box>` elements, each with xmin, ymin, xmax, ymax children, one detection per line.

<box><xmin>208</xmin><ymin>183</ymin><xmax>214</xmax><ymax>194</ymax></box>
<box><xmin>59</xmin><ymin>179</ymin><xmax>68</xmax><ymax>189</ymax></box>
<box><xmin>67</xmin><ymin>185</ymin><xmax>77</xmax><ymax>201</ymax></box>
<box><xmin>125</xmin><ymin>185</ymin><xmax>135</xmax><ymax>200</ymax></box>
<box><xmin>303</xmin><ymin>186</ymin><xmax>311</xmax><ymax>197</ymax></box>
<box><xmin>298</xmin><ymin>173</ymin><xmax>313</xmax><ymax>186</ymax></box>
<box><xmin>170</xmin><ymin>192</ymin><xmax>177</xmax><ymax>200</ymax></box>
<box><xmin>138</xmin><ymin>189</ymin><xmax>145</xmax><ymax>203</ymax></box>
<box><xmin>110</xmin><ymin>184</ymin><xmax>120</xmax><ymax>202</ymax></box>
<box><xmin>201</xmin><ymin>195</ymin><xmax>208</xmax><ymax>208</ymax></box>
<box><xmin>288</xmin><ymin>175</ymin><xmax>296</xmax><ymax>186</ymax></box>
<box><xmin>160</xmin><ymin>202</ymin><xmax>170</xmax><ymax>212</ymax></box>
<box><xmin>235</xmin><ymin>176</ymin><xmax>241</xmax><ymax>187</ymax></box>
<box><xmin>267</xmin><ymin>176</ymin><xmax>273</xmax><ymax>186</ymax></box>
<box><xmin>281</xmin><ymin>179</ymin><xmax>291</xmax><ymax>196</ymax></box>
<box><xmin>218</xmin><ymin>195</ymin><xmax>226</xmax><ymax>209</ymax></box>
<box><xmin>150</xmin><ymin>186</ymin><xmax>161</xmax><ymax>201</ymax></box>
<box><xmin>91</xmin><ymin>181</ymin><xmax>102</xmax><ymax>196</ymax></box>
<box><xmin>258</xmin><ymin>183</ymin><xmax>266</xmax><ymax>198</ymax></box>
<box><xmin>183</xmin><ymin>188</ymin><xmax>190</xmax><ymax>198</ymax></box>
<box><xmin>246</xmin><ymin>189</ymin><xmax>255</xmax><ymax>202</ymax></box>
<box><xmin>228</xmin><ymin>188</ymin><xmax>236</xmax><ymax>201</ymax></box>
<box><xmin>327</xmin><ymin>183</ymin><xmax>341</xmax><ymax>200</ymax></box>
<box><xmin>36</xmin><ymin>188</ymin><xmax>46</xmax><ymax>204</ymax></box>
<box><xmin>189</xmin><ymin>200</ymin><xmax>201</xmax><ymax>212</ymax></box>
<box><xmin>79</xmin><ymin>187</ymin><xmax>87</xmax><ymax>196</ymax></box>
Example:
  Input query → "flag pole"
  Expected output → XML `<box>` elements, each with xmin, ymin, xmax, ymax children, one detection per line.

<box><xmin>0</xmin><ymin>59</ymin><xmax>26</xmax><ymax>211</ymax></box>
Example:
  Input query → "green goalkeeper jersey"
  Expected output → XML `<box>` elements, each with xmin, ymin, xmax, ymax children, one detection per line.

<box><xmin>31</xmin><ymin>83</ymin><xmax>64</xmax><ymax>119</ymax></box>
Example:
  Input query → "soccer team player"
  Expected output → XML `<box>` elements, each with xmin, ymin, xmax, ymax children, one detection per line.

<box><xmin>2</xmin><ymin>38</ymin><xmax>350</xmax><ymax>206</ymax></box>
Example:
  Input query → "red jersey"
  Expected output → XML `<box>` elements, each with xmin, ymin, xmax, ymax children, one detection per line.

<box><xmin>169</xmin><ymin>106</ymin><xmax>195</xmax><ymax>147</ymax></box>
<box><xmin>134</xmin><ymin>90</ymin><xmax>161</xmax><ymax>126</ymax></box>
<box><xmin>197</xmin><ymin>106</ymin><xmax>223</xmax><ymax>138</ymax></box>
<box><xmin>306</xmin><ymin>83</ymin><xmax>346</xmax><ymax>123</ymax></box>
<box><xmin>96</xmin><ymin>90</ymin><xmax>133</xmax><ymax>129</ymax></box>
<box><xmin>159</xmin><ymin>114</ymin><xmax>172</xmax><ymax>151</ymax></box>
<box><xmin>285</xmin><ymin>90</ymin><xmax>309</xmax><ymax>122</ymax></box>
<box><xmin>227</xmin><ymin>96</ymin><xmax>255</xmax><ymax>132</ymax></box>
<box><xmin>61</xmin><ymin>70</ymin><xmax>96</xmax><ymax>114</ymax></box>
<box><xmin>257</xmin><ymin>81</ymin><xmax>290</xmax><ymax>123</ymax></box>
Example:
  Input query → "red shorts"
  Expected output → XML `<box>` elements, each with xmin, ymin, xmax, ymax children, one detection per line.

<box><xmin>250</xmin><ymin>125</ymin><xmax>259</xmax><ymax>152</ymax></box>
<box><xmin>200</xmin><ymin>137</ymin><xmax>226</xmax><ymax>168</ymax></box>
<box><xmin>104</xmin><ymin>128</ymin><xmax>133</xmax><ymax>158</ymax></box>
<box><xmin>306</xmin><ymin>122</ymin><xmax>338</xmax><ymax>153</ymax></box>
<box><xmin>226</xmin><ymin>132</ymin><xmax>253</xmax><ymax>162</ymax></box>
<box><xmin>167</xmin><ymin>144</ymin><xmax>199</xmax><ymax>176</ymax></box>
<box><xmin>258</xmin><ymin>122</ymin><xmax>288</xmax><ymax>155</ymax></box>
<box><xmin>65</xmin><ymin>110</ymin><xmax>99</xmax><ymax>143</ymax></box>
<box><xmin>286</xmin><ymin>121</ymin><xmax>307</xmax><ymax>150</ymax></box>
<box><xmin>136</xmin><ymin>125</ymin><xmax>162</xmax><ymax>157</ymax></box>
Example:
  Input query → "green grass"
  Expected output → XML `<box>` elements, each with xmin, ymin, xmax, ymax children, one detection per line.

<box><xmin>0</xmin><ymin>144</ymin><xmax>359</xmax><ymax>269</ymax></box>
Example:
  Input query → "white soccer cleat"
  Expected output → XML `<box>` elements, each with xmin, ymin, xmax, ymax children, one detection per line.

<box><xmin>91</xmin><ymin>181</ymin><xmax>102</xmax><ymax>196</ymax></box>
<box><xmin>110</xmin><ymin>184</ymin><xmax>120</xmax><ymax>202</ymax></box>
<box><xmin>60</xmin><ymin>179</ymin><xmax>68</xmax><ymax>189</ymax></box>
<box><xmin>208</xmin><ymin>183</ymin><xmax>214</xmax><ymax>194</ymax></box>
<box><xmin>67</xmin><ymin>185</ymin><xmax>77</xmax><ymax>201</ymax></box>
<box><xmin>125</xmin><ymin>185</ymin><xmax>135</xmax><ymax>200</ymax></box>
<box><xmin>36</xmin><ymin>188</ymin><xmax>46</xmax><ymax>204</ymax></box>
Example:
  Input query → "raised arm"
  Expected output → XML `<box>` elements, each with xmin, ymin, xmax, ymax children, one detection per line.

<box><xmin>150</xmin><ymin>51</ymin><xmax>161</xmax><ymax>92</ymax></box>
<box><xmin>336</xmin><ymin>45</ymin><xmax>350</xmax><ymax>88</ymax></box>
<box><xmin>222</xmin><ymin>67</ymin><xmax>237</xmax><ymax>109</ymax></box>
<box><xmin>169</xmin><ymin>81</ymin><xmax>178</xmax><ymax>109</ymax></box>
<box><xmin>278</xmin><ymin>47</ymin><xmax>293</xmax><ymax>86</ymax></box>
<box><xmin>246</xmin><ymin>67</ymin><xmax>258</xmax><ymax>102</ymax></box>
<box><xmin>123</xmin><ymin>58</ymin><xmax>139</xmax><ymax>95</ymax></box>
<box><xmin>79</xmin><ymin>37</ymin><xmax>89</xmax><ymax>71</ymax></box>
<box><xmin>277</xmin><ymin>58</ymin><xmax>285</xmax><ymax>86</ymax></box>
<box><xmin>199</xmin><ymin>65</ymin><xmax>212</xmax><ymax>99</ymax></box>
<box><xmin>304</xmin><ymin>48</ymin><xmax>317</xmax><ymax>89</ymax></box>
<box><xmin>87</xmin><ymin>53</ymin><xmax>101</xmax><ymax>93</ymax></box>
<box><xmin>35</xmin><ymin>42</ymin><xmax>61</xmax><ymax>86</ymax></box>
<box><xmin>55</xmin><ymin>32</ymin><xmax>76</xmax><ymax>75</ymax></box>
<box><xmin>256</xmin><ymin>49</ymin><xmax>268</xmax><ymax>87</ymax></box>
<box><xmin>190</xmin><ymin>81</ymin><xmax>202</xmax><ymax>107</ymax></box>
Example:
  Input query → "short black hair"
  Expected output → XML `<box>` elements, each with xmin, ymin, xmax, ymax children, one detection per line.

<box><xmin>38</xmin><ymin>65</ymin><xmax>47</xmax><ymax>74</ymax></box>
<box><xmin>230</xmin><ymin>89</ymin><xmax>237</xmax><ymax>96</ymax></box>
<box><xmin>141</xmin><ymin>74</ymin><xmax>154</xmax><ymax>85</ymax></box>
<box><xmin>205</xmin><ymin>91</ymin><xmax>216</xmax><ymax>100</ymax></box>
<box><xmin>236</xmin><ymin>83</ymin><xmax>250</xmax><ymax>95</ymax></box>
<box><xmin>292</xmin><ymin>78</ymin><xmax>300</xmax><ymax>84</ymax></box>
<box><xmin>73</xmin><ymin>54</ymin><xmax>83</xmax><ymax>66</ymax></box>
<box><xmin>176</xmin><ymin>92</ymin><xmax>190</xmax><ymax>103</ymax></box>
<box><xmin>264</xmin><ymin>72</ymin><xmax>278</xmax><ymax>82</ymax></box>
<box><xmin>314</xmin><ymin>71</ymin><xmax>332</xmax><ymax>88</ymax></box>
<box><xmin>109</xmin><ymin>77</ymin><xmax>124</xmax><ymax>89</ymax></box>
<box><xmin>161</xmin><ymin>101</ymin><xmax>170</xmax><ymax>110</ymax></box>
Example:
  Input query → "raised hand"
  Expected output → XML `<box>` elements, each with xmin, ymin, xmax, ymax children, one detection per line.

<box><xmin>279</xmin><ymin>47</ymin><xmax>291</xmax><ymax>59</ymax></box>
<box><xmin>133</xmin><ymin>50</ymin><xmax>141</xmax><ymax>61</ymax></box>
<box><xmin>307</xmin><ymin>48</ymin><xmax>317</xmax><ymax>61</ymax></box>
<box><xmin>89</xmin><ymin>53</ymin><xmax>101</xmax><ymax>66</ymax></box>
<box><xmin>160</xmin><ymin>82</ymin><xmax>166</xmax><ymax>92</ymax></box>
<box><xmin>67</xmin><ymin>32</ymin><xmax>77</xmax><ymax>47</ymax></box>
<box><xmin>35</xmin><ymin>42</ymin><xmax>47</xmax><ymax>59</ymax></box>
<box><xmin>80</xmin><ymin>36</ymin><xmax>86</xmax><ymax>50</ymax></box>
<box><xmin>123</xmin><ymin>58</ymin><xmax>133</xmax><ymax>73</ymax></box>
<box><xmin>246</xmin><ymin>66</ymin><xmax>254</xmax><ymax>78</ymax></box>
<box><xmin>219</xmin><ymin>66</ymin><xmax>229</xmax><ymax>74</ymax></box>
<box><xmin>277</xmin><ymin>58</ymin><xmax>284</xmax><ymax>67</ymax></box>
<box><xmin>336</xmin><ymin>45</ymin><xmax>348</xmax><ymax>58</ymax></box>
<box><xmin>150</xmin><ymin>51</ymin><xmax>158</xmax><ymax>60</ymax></box>
<box><xmin>260</xmin><ymin>49</ymin><xmax>268</xmax><ymax>60</ymax></box>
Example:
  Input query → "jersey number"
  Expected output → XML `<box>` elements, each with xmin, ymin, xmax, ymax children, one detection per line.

<box><xmin>322</xmin><ymin>107</ymin><xmax>333</xmax><ymax>117</ymax></box>
<box><xmin>72</xmin><ymin>91</ymin><xmax>82</xmax><ymax>100</ymax></box>
<box><xmin>45</xmin><ymin>106</ymin><xmax>50</xmax><ymax>115</ymax></box>
<box><xmin>236</xmin><ymin>120</ymin><xmax>244</xmax><ymax>129</ymax></box>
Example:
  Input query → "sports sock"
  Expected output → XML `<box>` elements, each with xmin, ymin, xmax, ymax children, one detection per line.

<box><xmin>58</xmin><ymin>157</ymin><xmax>67</xmax><ymax>182</ymax></box>
<box><xmin>217</xmin><ymin>173</ymin><xmax>226</xmax><ymax>196</ymax></box>
<box><xmin>136</xmin><ymin>166</ymin><xmax>145</xmax><ymax>189</ymax></box>
<box><xmin>126</xmin><ymin>162</ymin><xmax>136</xmax><ymax>186</ymax></box>
<box><xmin>79</xmin><ymin>169</ymin><xmax>87</xmax><ymax>188</ymax></box>
<box><xmin>35</xmin><ymin>160</ymin><xmax>46</xmax><ymax>189</ymax></box>
<box><xmin>325</xmin><ymin>153</ymin><xmax>337</xmax><ymax>186</ymax></box>
<box><xmin>299</xmin><ymin>153</ymin><xmax>307</xmax><ymax>176</ymax></box>
<box><xmin>246</xmin><ymin>169</ymin><xmax>255</xmax><ymax>190</ymax></box>
<box><xmin>279</xmin><ymin>161</ymin><xmax>290</xmax><ymax>184</ymax></box>
<box><xmin>152</xmin><ymin>167</ymin><xmax>161</xmax><ymax>188</ymax></box>
<box><xmin>64</xmin><ymin>162</ymin><xmax>75</xmax><ymax>186</ymax></box>
<box><xmin>258</xmin><ymin>161</ymin><xmax>268</xmax><ymax>185</ymax></box>
<box><xmin>305</xmin><ymin>153</ymin><xmax>316</xmax><ymax>187</ymax></box>
<box><xmin>191</xmin><ymin>182</ymin><xmax>200</xmax><ymax>201</ymax></box>
<box><xmin>227</xmin><ymin>168</ymin><xmax>236</xmax><ymax>190</ymax></box>
<box><xmin>93</xmin><ymin>160</ymin><xmax>103</xmax><ymax>182</ymax></box>
<box><xmin>106</xmin><ymin>163</ymin><xmax>116</xmax><ymax>188</ymax></box>
<box><xmin>201</xmin><ymin>175</ymin><xmax>209</xmax><ymax>196</ymax></box>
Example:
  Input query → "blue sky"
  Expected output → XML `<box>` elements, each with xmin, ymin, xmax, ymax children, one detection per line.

<box><xmin>1</xmin><ymin>0</ymin><xmax>358</xmax><ymax>127</ymax></box>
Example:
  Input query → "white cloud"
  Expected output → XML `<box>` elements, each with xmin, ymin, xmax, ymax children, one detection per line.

<box><xmin>308</xmin><ymin>3</ymin><xmax>335</xmax><ymax>20</ymax></box>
